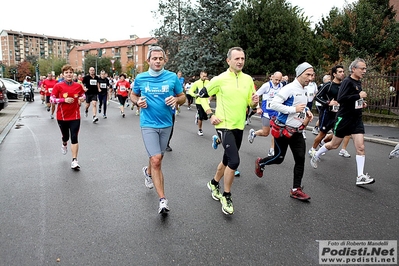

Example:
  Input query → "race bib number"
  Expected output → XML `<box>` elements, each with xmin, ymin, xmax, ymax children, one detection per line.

<box><xmin>266</xmin><ymin>101</ymin><xmax>273</xmax><ymax>110</ymax></box>
<box><xmin>120</xmin><ymin>86</ymin><xmax>126</xmax><ymax>91</ymax></box>
<box><xmin>100</xmin><ymin>83</ymin><xmax>107</xmax><ymax>88</ymax></box>
<box><xmin>48</xmin><ymin>88</ymin><xmax>53</xmax><ymax>93</ymax></box>
<box><xmin>298</xmin><ymin>109</ymin><xmax>306</xmax><ymax>121</ymax></box>
<box><xmin>355</xmin><ymin>99</ymin><xmax>364</xmax><ymax>109</ymax></box>
<box><xmin>90</xmin><ymin>79</ymin><xmax>97</xmax><ymax>85</ymax></box>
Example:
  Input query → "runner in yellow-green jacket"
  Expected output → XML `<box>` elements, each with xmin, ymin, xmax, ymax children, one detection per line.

<box><xmin>199</xmin><ymin>47</ymin><xmax>259</xmax><ymax>215</ymax></box>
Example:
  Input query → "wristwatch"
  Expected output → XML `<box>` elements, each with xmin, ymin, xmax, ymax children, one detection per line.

<box><xmin>207</xmin><ymin>112</ymin><xmax>214</xmax><ymax>119</ymax></box>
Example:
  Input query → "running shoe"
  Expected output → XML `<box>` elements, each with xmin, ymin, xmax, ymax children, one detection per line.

<box><xmin>122</xmin><ymin>113</ymin><xmax>125</xmax><ymax>118</ymax></box>
<box><xmin>248</xmin><ymin>128</ymin><xmax>256</xmax><ymax>144</ymax></box>
<box><xmin>103</xmin><ymin>114</ymin><xmax>107</xmax><ymax>119</ymax></box>
<box><xmin>255</xmin><ymin>157</ymin><xmax>263</xmax><ymax>177</ymax></box>
<box><xmin>158</xmin><ymin>198</ymin><xmax>170</xmax><ymax>214</ymax></box>
<box><xmin>166</xmin><ymin>145</ymin><xmax>172</xmax><ymax>152</ymax></box>
<box><xmin>50</xmin><ymin>114</ymin><xmax>54</xmax><ymax>119</ymax></box>
<box><xmin>290</xmin><ymin>187</ymin><xmax>311</xmax><ymax>201</ymax></box>
<box><xmin>302</xmin><ymin>131</ymin><xmax>307</xmax><ymax>139</ymax></box>
<box><xmin>47</xmin><ymin>107</ymin><xmax>50</xmax><ymax>112</ymax></box>
<box><xmin>310</xmin><ymin>154</ymin><xmax>320</xmax><ymax>169</ymax></box>
<box><xmin>71</xmin><ymin>160</ymin><xmax>80</xmax><ymax>170</ymax></box>
<box><xmin>93</xmin><ymin>116</ymin><xmax>99</xmax><ymax>123</ymax></box>
<box><xmin>234</xmin><ymin>170</ymin><xmax>240</xmax><ymax>177</ymax></box>
<box><xmin>356</xmin><ymin>174</ymin><xmax>375</xmax><ymax>186</ymax></box>
<box><xmin>207</xmin><ymin>181</ymin><xmax>222</xmax><ymax>201</ymax></box>
<box><xmin>212</xmin><ymin>135</ymin><xmax>220</xmax><ymax>149</ymax></box>
<box><xmin>61</xmin><ymin>145</ymin><xmax>67</xmax><ymax>155</ymax></box>
<box><xmin>198</xmin><ymin>129</ymin><xmax>203</xmax><ymax>136</ymax></box>
<box><xmin>389</xmin><ymin>143</ymin><xmax>399</xmax><ymax>159</ymax></box>
<box><xmin>312</xmin><ymin>126</ymin><xmax>319</xmax><ymax>135</ymax></box>
<box><xmin>220</xmin><ymin>195</ymin><xmax>234</xmax><ymax>215</ymax></box>
<box><xmin>308</xmin><ymin>148</ymin><xmax>316</xmax><ymax>158</ymax></box>
<box><xmin>338</xmin><ymin>149</ymin><xmax>351</xmax><ymax>158</ymax></box>
<box><xmin>142</xmin><ymin>166</ymin><xmax>154</xmax><ymax>189</ymax></box>
<box><xmin>267</xmin><ymin>148</ymin><xmax>274</xmax><ymax>157</ymax></box>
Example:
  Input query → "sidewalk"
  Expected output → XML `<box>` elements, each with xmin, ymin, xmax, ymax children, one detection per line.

<box><xmin>306</xmin><ymin>115</ymin><xmax>399</xmax><ymax>146</ymax></box>
<box><xmin>0</xmin><ymin>99</ymin><xmax>26</xmax><ymax>144</ymax></box>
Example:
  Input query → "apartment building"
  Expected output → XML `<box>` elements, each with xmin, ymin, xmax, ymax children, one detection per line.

<box><xmin>68</xmin><ymin>36</ymin><xmax>157</xmax><ymax>75</ymax></box>
<box><xmin>0</xmin><ymin>30</ymin><xmax>90</xmax><ymax>66</ymax></box>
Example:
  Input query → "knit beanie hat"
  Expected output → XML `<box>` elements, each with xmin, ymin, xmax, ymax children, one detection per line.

<box><xmin>295</xmin><ymin>62</ymin><xmax>313</xmax><ymax>77</ymax></box>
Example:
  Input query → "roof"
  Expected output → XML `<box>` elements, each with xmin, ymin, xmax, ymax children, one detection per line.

<box><xmin>1</xmin><ymin>29</ymin><xmax>90</xmax><ymax>43</ymax></box>
<box><xmin>75</xmin><ymin>37</ymin><xmax>158</xmax><ymax>51</ymax></box>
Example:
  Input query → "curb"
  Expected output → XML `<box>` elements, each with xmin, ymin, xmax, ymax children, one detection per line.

<box><xmin>0</xmin><ymin>101</ymin><xmax>27</xmax><ymax>145</ymax></box>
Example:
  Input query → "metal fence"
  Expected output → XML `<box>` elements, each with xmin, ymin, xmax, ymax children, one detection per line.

<box><xmin>253</xmin><ymin>74</ymin><xmax>399</xmax><ymax>116</ymax></box>
<box><xmin>362</xmin><ymin>74</ymin><xmax>399</xmax><ymax>115</ymax></box>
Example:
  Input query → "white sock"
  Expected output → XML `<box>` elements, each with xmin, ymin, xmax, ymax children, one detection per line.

<box><xmin>315</xmin><ymin>145</ymin><xmax>328</xmax><ymax>157</ymax></box>
<box><xmin>356</xmin><ymin>155</ymin><xmax>365</xmax><ymax>177</ymax></box>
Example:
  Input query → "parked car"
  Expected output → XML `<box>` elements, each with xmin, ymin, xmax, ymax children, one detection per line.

<box><xmin>0</xmin><ymin>78</ymin><xmax>23</xmax><ymax>99</ymax></box>
<box><xmin>0</xmin><ymin>79</ymin><xmax>9</xmax><ymax>111</ymax></box>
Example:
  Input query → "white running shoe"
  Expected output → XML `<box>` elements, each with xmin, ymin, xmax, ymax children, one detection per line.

<box><xmin>356</xmin><ymin>174</ymin><xmax>375</xmax><ymax>186</ymax></box>
<box><xmin>142</xmin><ymin>166</ymin><xmax>154</xmax><ymax>189</ymax></box>
<box><xmin>312</xmin><ymin>127</ymin><xmax>319</xmax><ymax>135</ymax></box>
<box><xmin>135</xmin><ymin>110</ymin><xmax>139</xmax><ymax>116</ymax></box>
<box><xmin>310</xmin><ymin>155</ymin><xmax>320</xmax><ymax>169</ymax></box>
<box><xmin>93</xmin><ymin>116</ymin><xmax>99</xmax><ymax>123</ymax></box>
<box><xmin>158</xmin><ymin>198</ymin><xmax>170</xmax><ymax>214</ymax></box>
<box><xmin>61</xmin><ymin>145</ymin><xmax>67</xmax><ymax>155</ymax></box>
<box><xmin>197</xmin><ymin>129</ymin><xmax>203</xmax><ymax>136</ymax></box>
<box><xmin>248</xmin><ymin>128</ymin><xmax>256</xmax><ymax>144</ymax></box>
<box><xmin>71</xmin><ymin>160</ymin><xmax>80</xmax><ymax>170</ymax></box>
<box><xmin>338</xmin><ymin>149</ymin><xmax>351</xmax><ymax>158</ymax></box>
<box><xmin>308</xmin><ymin>148</ymin><xmax>316</xmax><ymax>158</ymax></box>
<box><xmin>388</xmin><ymin>143</ymin><xmax>399</xmax><ymax>159</ymax></box>
<box><xmin>267</xmin><ymin>148</ymin><xmax>274</xmax><ymax>157</ymax></box>
<box><xmin>302</xmin><ymin>131</ymin><xmax>307</xmax><ymax>139</ymax></box>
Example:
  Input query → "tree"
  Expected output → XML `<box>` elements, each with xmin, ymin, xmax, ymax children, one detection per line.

<box><xmin>16</xmin><ymin>61</ymin><xmax>33</xmax><ymax>82</ymax></box>
<box><xmin>37</xmin><ymin>57</ymin><xmax>67</xmax><ymax>77</ymax></box>
<box><xmin>219</xmin><ymin>0</ymin><xmax>317</xmax><ymax>76</ymax></box>
<box><xmin>315</xmin><ymin>0</ymin><xmax>399</xmax><ymax>73</ymax></box>
<box><xmin>153</xmin><ymin>0</ymin><xmax>193</xmax><ymax>73</ymax></box>
<box><xmin>174</xmin><ymin>0</ymin><xmax>241</xmax><ymax>76</ymax></box>
<box><xmin>84</xmin><ymin>55</ymin><xmax>114</xmax><ymax>75</ymax></box>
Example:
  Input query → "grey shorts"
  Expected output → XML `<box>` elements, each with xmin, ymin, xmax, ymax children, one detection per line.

<box><xmin>261</xmin><ymin>116</ymin><xmax>271</xmax><ymax>127</ymax></box>
<box><xmin>141</xmin><ymin>127</ymin><xmax>173</xmax><ymax>157</ymax></box>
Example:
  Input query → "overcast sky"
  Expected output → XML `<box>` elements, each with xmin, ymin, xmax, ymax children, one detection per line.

<box><xmin>1</xmin><ymin>0</ymin><xmax>356</xmax><ymax>42</ymax></box>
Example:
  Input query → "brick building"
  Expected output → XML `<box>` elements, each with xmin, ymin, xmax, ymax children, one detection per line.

<box><xmin>68</xmin><ymin>36</ymin><xmax>157</xmax><ymax>75</ymax></box>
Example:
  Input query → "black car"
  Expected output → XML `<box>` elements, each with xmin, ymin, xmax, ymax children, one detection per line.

<box><xmin>0</xmin><ymin>79</ymin><xmax>9</xmax><ymax>111</ymax></box>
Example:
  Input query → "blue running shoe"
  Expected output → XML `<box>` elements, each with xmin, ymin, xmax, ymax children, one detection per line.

<box><xmin>212</xmin><ymin>135</ymin><xmax>220</xmax><ymax>149</ymax></box>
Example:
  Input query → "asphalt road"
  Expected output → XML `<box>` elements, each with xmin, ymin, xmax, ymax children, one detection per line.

<box><xmin>0</xmin><ymin>95</ymin><xmax>398</xmax><ymax>265</ymax></box>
